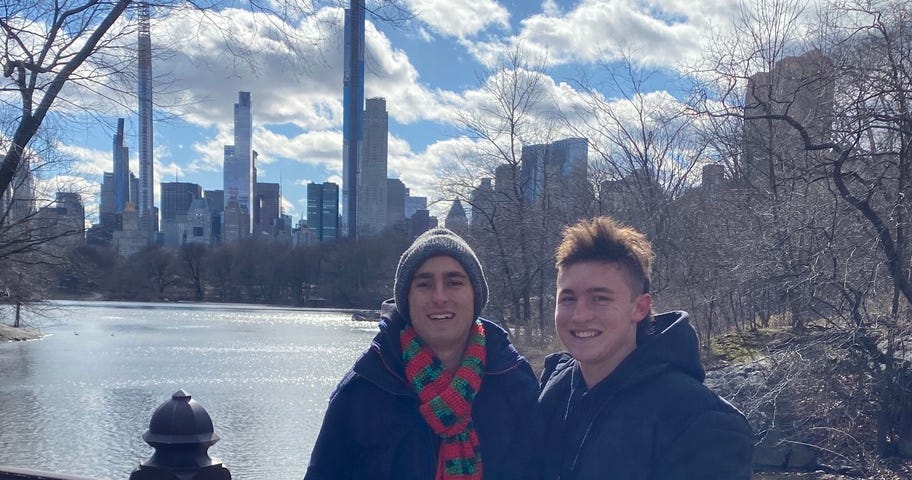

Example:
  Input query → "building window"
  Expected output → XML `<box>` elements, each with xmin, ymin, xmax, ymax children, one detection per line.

<box><xmin>193</xmin><ymin>226</ymin><xmax>204</xmax><ymax>237</ymax></box>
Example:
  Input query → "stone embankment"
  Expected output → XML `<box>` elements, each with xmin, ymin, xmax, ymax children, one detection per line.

<box><xmin>707</xmin><ymin>355</ymin><xmax>912</xmax><ymax>479</ymax></box>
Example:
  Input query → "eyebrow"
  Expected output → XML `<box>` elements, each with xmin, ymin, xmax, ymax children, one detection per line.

<box><xmin>558</xmin><ymin>286</ymin><xmax>616</xmax><ymax>295</ymax></box>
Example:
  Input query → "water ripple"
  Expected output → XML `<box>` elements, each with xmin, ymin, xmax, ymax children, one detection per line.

<box><xmin>0</xmin><ymin>301</ymin><xmax>376</xmax><ymax>480</ymax></box>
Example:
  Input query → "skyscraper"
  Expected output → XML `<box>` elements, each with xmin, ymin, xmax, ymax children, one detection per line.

<box><xmin>99</xmin><ymin>172</ymin><xmax>115</xmax><ymax>224</ymax></box>
<box><xmin>520</xmin><ymin>137</ymin><xmax>588</xmax><ymax>205</ymax></box>
<box><xmin>55</xmin><ymin>192</ymin><xmax>85</xmax><ymax>244</ymax></box>
<box><xmin>254</xmin><ymin>182</ymin><xmax>281</xmax><ymax>235</ymax></box>
<box><xmin>357</xmin><ymin>97</ymin><xmax>388</xmax><ymax>235</ymax></box>
<box><xmin>160</xmin><ymin>182</ymin><xmax>202</xmax><ymax>221</ymax></box>
<box><xmin>469</xmin><ymin>177</ymin><xmax>494</xmax><ymax>230</ymax></box>
<box><xmin>113</xmin><ymin>118</ymin><xmax>130</xmax><ymax>213</ymax></box>
<box><xmin>204</xmin><ymin>189</ymin><xmax>224</xmax><ymax>243</ymax></box>
<box><xmin>307</xmin><ymin>182</ymin><xmax>340</xmax><ymax>242</ymax></box>
<box><xmin>342</xmin><ymin>0</ymin><xmax>365</xmax><ymax>238</ymax></box>
<box><xmin>386</xmin><ymin>178</ymin><xmax>406</xmax><ymax>226</ymax></box>
<box><xmin>137</xmin><ymin>2</ymin><xmax>155</xmax><ymax>239</ymax></box>
<box><xmin>160</xmin><ymin>182</ymin><xmax>202</xmax><ymax>246</ymax></box>
<box><xmin>130</xmin><ymin>172</ymin><xmax>139</xmax><ymax>207</ymax></box>
<box><xmin>34</xmin><ymin>192</ymin><xmax>85</xmax><ymax>249</ymax></box>
<box><xmin>223</xmin><ymin>92</ymin><xmax>254</xmax><ymax>234</ymax></box>
<box><xmin>8</xmin><ymin>155</ymin><xmax>34</xmax><ymax>222</ymax></box>
<box><xmin>404</xmin><ymin>194</ymin><xmax>427</xmax><ymax>219</ymax></box>
<box><xmin>741</xmin><ymin>50</ymin><xmax>834</xmax><ymax>191</ymax></box>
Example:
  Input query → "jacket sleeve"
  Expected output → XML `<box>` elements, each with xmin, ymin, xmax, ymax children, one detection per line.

<box><xmin>654</xmin><ymin>409</ymin><xmax>754</xmax><ymax>480</ymax></box>
<box><xmin>303</xmin><ymin>374</ymin><xmax>357</xmax><ymax>480</ymax></box>
<box><xmin>513</xmin><ymin>361</ymin><xmax>546</xmax><ymax>480</ymax></box>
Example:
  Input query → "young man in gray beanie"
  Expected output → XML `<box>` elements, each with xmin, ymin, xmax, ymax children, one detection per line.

<box><xmin>305</xmin><ymin>228</ymin><xmax>541</xmax><ymax>480</ymax></box>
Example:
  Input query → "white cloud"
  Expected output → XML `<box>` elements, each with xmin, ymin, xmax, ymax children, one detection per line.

<box><xmin>405</xmin><ymin>0</ymin><xmax>510</xmax><ymax>39</ymax></box>
<box><xmin>541</xmin><ymin>0</ymin><xmax>561</xmax><ymax>16</ymax></box>
<box><xmin>463</xmin><ymin>0</ymin><xmax>751</xmax><ymax>71</ymax></box>
<box><xmin>57</xmin><ymin>145</ymin><xmax>111</xmax><ymax>177</ymax></box>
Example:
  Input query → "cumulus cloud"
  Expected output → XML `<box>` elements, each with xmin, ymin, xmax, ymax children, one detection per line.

<box><xmin>405</xmin><ymin>0</ymin><xmax>510</xmax><ymax>39</ymax></box>
<box><xmin>465</xmin><ymin>0</ymin><xmax>748</xmax><ymax>70</ymax></box>
<box><xmin>57</xmin><ymin>145</ymin><xmax>111</xmax><ymax>177</ymax></box>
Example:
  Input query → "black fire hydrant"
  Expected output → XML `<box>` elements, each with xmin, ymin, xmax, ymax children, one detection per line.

<box><xmin>129</xmin><ymin>390</ymin><xmax>231</xmax><ymax>480</ymax></box>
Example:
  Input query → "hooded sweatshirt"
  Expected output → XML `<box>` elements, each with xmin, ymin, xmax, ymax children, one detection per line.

<box><xmin>538</xmin><ymin>311</ymin><xmax>754</xmax><ymax>480</ymax></box>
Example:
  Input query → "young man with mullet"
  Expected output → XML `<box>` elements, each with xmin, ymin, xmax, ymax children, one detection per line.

<box><xmin>539</xmin><ymin>216</ymin><xmax>754</xmax><ymax>479</ymax></box>
<box><xmin>305</xmin><ymin>228</ymin><xmax>540</xmax><ymax>480</ymax></box>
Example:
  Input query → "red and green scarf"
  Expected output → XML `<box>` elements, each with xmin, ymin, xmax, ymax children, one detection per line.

<box><xmin>401</xmin><ymin>320</ymin><xmax>487</xmax><ymax>480</ymax></box>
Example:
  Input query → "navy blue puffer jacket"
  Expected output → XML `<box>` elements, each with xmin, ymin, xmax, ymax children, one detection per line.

<box><xmin>304</xmin><ymin>299</ymin><xmax>541</xmax><ymax>480</ymax></box>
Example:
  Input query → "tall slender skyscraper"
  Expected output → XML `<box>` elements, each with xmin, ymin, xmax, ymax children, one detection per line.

<box><xmin>342</xmin><ymin>0</ymin><xmax>365</xmax><ymax>238</ymax></box>
<box><xmin>137</xmin><ymin>2</ymin><xmax>155</xmax><ymax>239</ymax></box>
<box><xmin>223</xmin><ymin>91</ymin><xmax>253</xmax><ymax>234</ymax></box>
<box><xmin>113</xmin><ymin>118</ymin><xmax>129</xmax><ymax>213</ymax></box>
<box><xmin>357</xmin><ymin>97</ymin><xmax>388</xmax><ymax>235</ymax></box>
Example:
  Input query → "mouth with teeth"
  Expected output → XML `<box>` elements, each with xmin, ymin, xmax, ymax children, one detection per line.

<box><xmin>429</xmin><ymin>313</ymin><xmax>455</xmax><ymax>320</ymax></box>
<box><xmin>572</xmin><ymin>330</ymin><xmax>601</xmax><ymax>339</ymax></box>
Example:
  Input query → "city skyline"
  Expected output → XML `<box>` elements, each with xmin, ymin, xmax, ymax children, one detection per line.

<box><xmin>42</xmin><ymin>1</ymin><xmax>786</xmax><ymax>228</ymax></box>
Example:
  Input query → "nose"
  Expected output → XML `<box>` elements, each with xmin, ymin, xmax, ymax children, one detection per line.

<box><xmin>431</xmin><ymin>282</ymin><xmax>447</xmax><ymax>303</ymax></box>
<box><xmin>570</xmin><ymin>300</ymin><xmax>592</xmax><ymax>322</ymax></box>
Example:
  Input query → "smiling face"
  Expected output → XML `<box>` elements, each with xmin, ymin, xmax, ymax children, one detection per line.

<box><xmin>408</xmin><ymin>255</ymin><xmax>476</xmax><ymax>358</ymax></box>
<box><xmin>555</xmin><ymin>260</ymin><xmax>652</xmax><ymax>387</ymax></box>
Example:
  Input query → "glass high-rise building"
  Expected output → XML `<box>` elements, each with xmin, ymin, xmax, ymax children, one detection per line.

<box><xmin>307</xmin><ymin>182</ymin><xmax>340</xmax><ymax>242</ymax></box>
<box><xmin>223</xmin><ymin>91</ymin><xmax>253</xmax><ymax>234</ymax></box>
<box><xmin>113</xmin><ymin>118</ymin><xmax>130</xmax><ymax>213</ymax></box>
<box><xmin>520</xmin><ymin>137</ymin><xmax>588</xmax><ymax>204</ymax></box>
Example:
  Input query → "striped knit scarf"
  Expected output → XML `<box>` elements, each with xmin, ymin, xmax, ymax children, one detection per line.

<box><xmin>401</xmin><ymin>319</ymin><xmax>487</xmax><ymax>480</ymax></box>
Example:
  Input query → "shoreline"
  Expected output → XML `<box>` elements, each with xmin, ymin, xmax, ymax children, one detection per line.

<box><xmin>0</xmin><ymin>323</ymin><xmax>43</xmax><ymax>342</ymax></box>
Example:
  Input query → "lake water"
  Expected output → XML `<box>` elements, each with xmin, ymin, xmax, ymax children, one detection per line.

<box><xmin>0</xmin><ymin>300</ymin><xmax>378</xmax><ymax>479</ymax></box>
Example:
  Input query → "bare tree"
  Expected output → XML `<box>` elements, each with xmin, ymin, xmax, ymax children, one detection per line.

<box><xmin>0</xmin><ymin>0</ymin><xmax>133</xmax><ymax>199</ymax></box>
<box><xmin>179</xmin><ymin>242</ymin><xmax>206</xmax><ymax>301</ymax></box>
<box><xmin>562</xmin><ymin>51</ymin><xmax>708</xmax><ymax>300</ymax></box>
<box><xmin>693</xmin><ymin>0</ymin><xmax>912</xmax><ymax>459</ymax></box>
<box><xmin>440</xmin><ymin>45</ymin><xmax>566</xmax><ymax>336</ymax></box>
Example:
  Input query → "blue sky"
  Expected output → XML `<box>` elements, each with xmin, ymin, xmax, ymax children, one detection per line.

<box><xmin>45</xmin><ymin>0</ymin><xmax>759</xmax><ymax>224</ymax></box>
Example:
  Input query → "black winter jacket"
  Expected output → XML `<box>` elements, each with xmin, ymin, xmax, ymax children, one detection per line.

<box><xmin>539</xmin><ymin>311</ymin><xmax>754</xmax><ymax>480</ymax></box>
<box><xmin>304</xmin><ymin>299</ymin><xmax>541</xmax><ymax>480</ymax></box>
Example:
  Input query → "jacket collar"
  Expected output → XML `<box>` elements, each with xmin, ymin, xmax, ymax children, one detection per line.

<box><xmin>352</xmin><ymin>299</ymin><xmax>524</xmax><ymax>395</ymax></box>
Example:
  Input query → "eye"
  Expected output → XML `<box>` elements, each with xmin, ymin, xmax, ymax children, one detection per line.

<box><xmin>413</xmin><ymin>280</ymin><xmax>432</xmax><ymax>289</ymax></box>
<box><xmin>593</xmin><ymin>295</ymin><xmax>611</xmax><ymax>304</ymax></box>
<box><xmin>447</xmin><ymin>278</ymin><xmax>466</xmax><ymax>287</ymax></box>
<box><xmin>558</xmin><ymin>295</ymin><xmax>576</xmax><ymax>305</ymax></box>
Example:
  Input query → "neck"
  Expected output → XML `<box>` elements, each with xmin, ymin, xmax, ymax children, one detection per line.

<box><xmin>434</xmin><ymin>342</ymin><xmax>468</xmax><ymax>372</ymax></box>
<box><xmin>579</xmin><ymin>344</ymin><xmax>636</xmax><ymax>388</ymax></box>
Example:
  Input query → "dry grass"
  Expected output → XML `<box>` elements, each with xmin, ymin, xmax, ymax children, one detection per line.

<box><xmin>0</xmin><ymin>323</ymin><xmax>42</xmax><ymax>342</ymax></box>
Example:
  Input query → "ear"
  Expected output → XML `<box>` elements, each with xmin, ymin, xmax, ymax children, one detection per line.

<box><xmin>632</xmin><ymin>293</ymin><xmax>652</xmax><ymax>323</ymax></box>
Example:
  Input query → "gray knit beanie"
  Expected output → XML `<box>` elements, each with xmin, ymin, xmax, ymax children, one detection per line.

<box><xmin>394</xmin><ymin>228</ymin><xmax>488</xmax><ymax>321</ymax></box>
